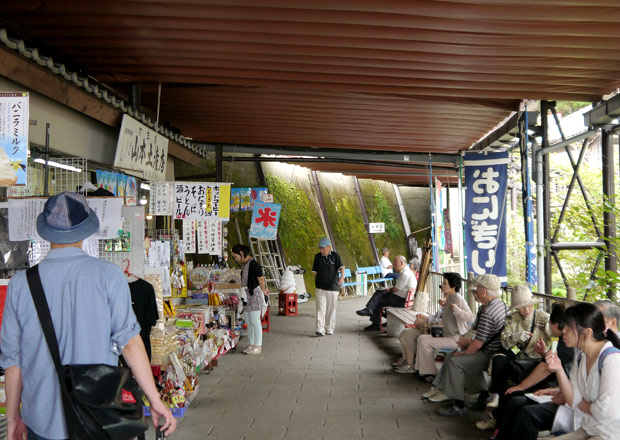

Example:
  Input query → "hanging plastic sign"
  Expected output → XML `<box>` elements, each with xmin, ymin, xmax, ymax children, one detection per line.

<box><xmin>368</xmin><ymin>222</ymin><xmax>385</xmax><ymax>233</ymax></box>
<box><xmin>114</xmin><ymin>114</ymin><xmax>168</xmax><ymax>181</ymax></box>
<box><xmin>173</xmin><ymin>182</ymin><xmax>231</xmax><ymax>221</ymax></box>
<box><xmin>183</xmin><ymin>219</ymin><xmax>196</xmax><ymax>254</ymax></box>
<box><xmin>0</xmin><ymin>92</ymin><xmax>29</xmax><ymax>186</ymax></box>
<box><xmin>262</xmin><ymin>193</ymin><xmax>274</xmax><ymax>203</ymax></box>
<box><xmin>249</xmin><ymin>202</ymin><xmax>281</xmax><ymax>240</ymax></box>
<box><xmin>463</xmin><ymin>151</ymin><xmax>509</xmax><ymax>283</ymax></box>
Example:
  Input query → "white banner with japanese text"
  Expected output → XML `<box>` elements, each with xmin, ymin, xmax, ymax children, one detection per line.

<box><xmin>173</xmin><ymin>182</ymin><xmax>231</xmax><ymax>221</ymax></box>
<box><xmin>114</xmin><ymin>114</ymin><xmax>168</xmax><ymax>181</ymax></box>
<box><xmin>182</xmin><ymin>219</ymin><xmax>197</xmax><ymax>254</ymax></box>
<box><xmin>149</xmin><ymin>181</ymin><xmax>174</xmax><ymax>216</ymax></box>
<box><xmin>0</xmin><ymin>93</ymin><xmax>29</xmax><ymax>186</ymax></box>
<box><xmin>463</xmin><ymin>152</ymin><xmax>508</xmax><ymax>283</ymax></box>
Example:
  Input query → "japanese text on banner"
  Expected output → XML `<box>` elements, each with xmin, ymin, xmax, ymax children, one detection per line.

<box><xmin>173</xmin><ymin>182</ymin><xmax>231</xmax><ymax>221</ymax></box>
<box><xmin>0</xmin><ymin>93</ymin><xmax>29</xmax><ymax>186</ymax></box>
<box><xmin>463</xmin><ymin>152</ymin><xmax>509</xmax><ymax>283</ymax></box>
<box><xmin>183</xmin><ymin>219</ymin><xmax>196</xmax><ymax>254</ymax></box>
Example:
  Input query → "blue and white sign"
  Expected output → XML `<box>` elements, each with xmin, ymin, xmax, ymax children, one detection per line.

<box><xmin>249</xmin><ymin>202</ymin><xmax>282</xmax><ymax>240</ymax></box>
<box><xmin>0</xmin><ymin>93</ymin><xmax>29</xmax><ymax>186</ymax></box>
<box><xmin>464</xmin><ymin>151</ymin><xmax>509</xmax><ymax>283</ymax></box>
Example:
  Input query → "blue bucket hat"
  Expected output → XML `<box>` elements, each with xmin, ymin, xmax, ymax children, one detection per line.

<box><xmin>36</xmin><ymin>192</ymin><xmax>100</xmax><ymax>244</ymax></box>
<box><xmin>318</xmin><ymin>237</ymin><xmax>331</xmax><ymax>248</ymax></box>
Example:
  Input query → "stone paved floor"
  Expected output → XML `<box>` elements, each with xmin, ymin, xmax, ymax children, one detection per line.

<box><xmin>169</xmin><ymin>296</ymin><xmax>490</xmax><ymax>439</ymax></box>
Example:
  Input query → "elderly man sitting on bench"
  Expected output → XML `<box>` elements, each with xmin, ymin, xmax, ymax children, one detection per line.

<box><xmin>356</xmin><ymin>255</ymin><xmax>417</xmax><ymax>331</ymax></box>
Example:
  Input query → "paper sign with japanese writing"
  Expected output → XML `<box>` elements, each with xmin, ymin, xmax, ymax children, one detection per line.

<box><xmin>0</xmin><ymin>93</ymin><xmax>29</xmax><ymax>186</ymax></box>
<box><xmin>196</xmin><ymin>220</ymin><xmax>208</xmax><ymax>254</ymax></box>
<box><xmin>183</xmin><ymin>219</ymin><xmax>196</xmax><ymax>254</ymax></box>
<box><xmin>114</xmin><ymin>114</ymin><xmax>168</xmax><ymax>181</ymax></box>
<box><xmin>208</xmin><ymin>221</ymin><xmax>222</xmax><ymax>256</ymax></box>
<box><xmin>464</xmin><ymin>152</ymin><xmax>508</xmax><ymax>283</ymax></box>
<box><xmin>173</xmin><ymin>182</ymin><xmax>231</xmax><ymax>221</ymax></box>
<box><xmin>249</xmin><ymin>202</ymin><xmax>281</xmax><ymax>240</ymax></box>
<box><xmin>149</xmin><ymin>181</ymin><xmax>174</xmax><ymax>216</ymax></box>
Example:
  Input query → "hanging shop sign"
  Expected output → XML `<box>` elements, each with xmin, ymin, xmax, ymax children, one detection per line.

<box><xmin>368</xmin><ymin>222</ymin><xmax>385</xmax><ymax>233</ymax></box>
<box><xmin>238</xmin><ymin>188</ymin><xmax>251</xmax><ymax>212</ymax></box>
<box><xmin>114</xmin><ymin>114</ymin><xmax>168</xmax><ymax>181</ymax></box>
<box><xmin>173</xmin><ymin>182</ymin><xmax>231</xmax><ymax>221</ymax></box>
<box><xmin>150</xmin><ymin>181</ymin><xmax>174</xmax><ymax>216</ymax></box>
<box><xmin>463</xmin><ymin>151</ymin><xmax>509</xmax><ymax>283</ymax></box>
<box><xmin>0</xmin><ymin>92</ymin><xmax>29</xmax><ymax>186</ymax></box>
<box><xmin>249</xmin><ymin>202</ymin><xmax>281</xmax><ymax>240</ymax></box>
<box><xmin>7</xmin><ymin>197</ymin><xmax>123</xmax><ymax>241</ymax></box>
<box><xmin>183</xmin><ymin>219</ymin><xmax>197</xmax><ymax>254</ymax></box>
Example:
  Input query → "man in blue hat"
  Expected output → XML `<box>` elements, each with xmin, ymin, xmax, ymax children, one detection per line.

<box><xmin>0</xmin><ymin>192</ymin><xmax>176</xmax><ymax>440</ymax></box>
<box><xmin>312</xmin><ymin>237</ymin><xmax>345</xmax><ymax>336</ymax></box>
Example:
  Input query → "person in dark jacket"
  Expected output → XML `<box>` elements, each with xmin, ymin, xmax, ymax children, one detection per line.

<box><xmin>312</xmin><ymin>238</ymin><xmax>344</xmax><ymax>336</ymax></box>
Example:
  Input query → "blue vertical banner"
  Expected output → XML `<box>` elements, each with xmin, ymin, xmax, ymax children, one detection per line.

<box><xmin>518</xmin><ymin>109</ymin><xmax>537</xmax><ymax>288</ymax></box>
<box><xmin>464</xmin><ymin>151</ymin><xmax>509</xmax><ymax>283</ymax></box>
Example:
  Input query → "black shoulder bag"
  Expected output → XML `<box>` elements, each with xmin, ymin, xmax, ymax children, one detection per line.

<box><xmin>26</xmin><ymin>266</ymin><xmax>148</xmax><ymax>440</ymax></box>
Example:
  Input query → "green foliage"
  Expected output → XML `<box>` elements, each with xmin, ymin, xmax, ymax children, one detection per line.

<box><xmin>555</xmin><ymin>101</ymin><xmax>591</xmax><ymax>116</ymax></box>
<box><xmin>264</xmin><ymin>173</ymin><xmax>325</xmax><ymax>291</ymax></box>
<box><xmin>369</xmin><ymin>186</ymin><xmax>401</xmax><ymax>239</ymax></box>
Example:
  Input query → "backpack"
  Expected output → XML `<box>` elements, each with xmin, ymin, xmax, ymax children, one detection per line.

<box><xmin>577</xmin><ymin>346</ymin><xmax>620</xmax><ymax>375</ymax></box>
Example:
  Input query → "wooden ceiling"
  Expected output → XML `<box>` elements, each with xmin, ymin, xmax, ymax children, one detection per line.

<box><xmin>2</xmin><ymin>1</ymin><xmax>620</xmax><ymax>185</ymax></box>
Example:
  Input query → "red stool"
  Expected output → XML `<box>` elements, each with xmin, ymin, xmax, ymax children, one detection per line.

<box><xmin>278</xmin><ymin>292</ymin><xmax>298</xmax><ymax>316</ymax></box>
<box><xmin>261</xmin><ymin>305</ymin><xmax>270</xmax><ymax>333</ymax></box>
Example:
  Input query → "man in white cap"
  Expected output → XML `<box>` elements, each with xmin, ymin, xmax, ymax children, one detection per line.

<box><xmin>0</xmin><ymin>192</ymin><xmax>176</xmax><ymax>440</ymax></box>
<box><xmin>312</xmin><ymin>237</ymin><xmax>345</xmax><ymax>336</ymax></box>
<box><xmin>424</xmin><ymin>273</ymin><xmax>507</xmax><ymax>417</ymax></box>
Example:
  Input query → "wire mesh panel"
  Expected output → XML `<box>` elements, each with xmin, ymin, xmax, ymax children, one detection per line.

<box><xmin>50</xmin><ymin>157</ymin><xmax>88</xmax><ymax>195</ymax></box>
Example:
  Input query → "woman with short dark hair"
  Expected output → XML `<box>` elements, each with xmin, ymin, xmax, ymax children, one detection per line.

<box><xmin>231</xmin><ymin>244</ymin><xmax>269</xmax><ymax>354</ymax></box>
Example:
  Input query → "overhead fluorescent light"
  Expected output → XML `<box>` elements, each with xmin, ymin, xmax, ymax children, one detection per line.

<box><xmin>140</xmin><ymin>183</ymin><xmax>151</xmax><ymax>190</ymax></box>
<box><xmin>34</xmin><ymin>158</ymin><xmax>82</xmax><ymax>173</ymax></box>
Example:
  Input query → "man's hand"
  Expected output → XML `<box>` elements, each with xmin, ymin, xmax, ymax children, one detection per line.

<box><xmin>338</xmin><ymin>277</ymin><xmax>344</xmax><ymax>286</ymax></box>
<box><xmin>438</xmin><ymin>299</ymin><xmax>447</xmax><ymax>308</ymax></box>
<box><xmin>533</xmin><ymin>338</ymin><xmax>546</xmax><ymax>356</ymax></box>
<box><xmin>534</xmin><ymin>388</ymin><xmax>559</xmax><ymax>397</ymax></box>
<box><xmin>7</xmin><ymin>416</ymin><xmax>27</xmax><ymax>440</ymax></box>
<box><xmin>149</xmin><ymin>397</ymin><xmax>178</xmax><ymax>436</ymax></box>
<box><xmin>505</xmin><ymin>385</ymin><xmax>525</xmax><ymax>395</ymax></box>
<box><xmin>457</xmin><ymin>337</ymin><xmax>472</xmax><ymax>349</ymax></box>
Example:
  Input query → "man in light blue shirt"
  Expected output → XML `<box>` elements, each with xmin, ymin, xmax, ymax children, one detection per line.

<box><xmin>0</xmin><ymin>192</ymin><xmax>176</xmax><ymax>440</ymax></box>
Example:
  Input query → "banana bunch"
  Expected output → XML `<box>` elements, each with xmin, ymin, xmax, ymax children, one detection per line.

<box><xmin>163</xmin><ymin>300</ymin><xmax>175</xmax><ymax>316</ymax></box>
<box><xmin>207</xmin><ymin>293</ymin><xmax>224</xmax><ymax>306</ymax></box>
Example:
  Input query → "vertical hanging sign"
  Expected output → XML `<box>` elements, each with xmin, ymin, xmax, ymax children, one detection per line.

<box><xmin>518</xmin><ymin>109</ymin><xmax>537</xmax><ymax>288</ymax></box>
<box><xmin>183</xmin><ymin>219</ymin><xmax>196</xmax><ymax>254</ymax></box>
<box><xmin>149</xmin><ymin>181</ymin><xmax>174</xmax><ymax>215</ymax></box>
<box><xmin>0</xmin><ymin>93</ymin><xmax>29</xmax><ymax>186</ymax></box>
<box><xmin>114</xmin><ymin>114</ymin><xmax>168</xmax><ymax>181</ymax></box>
<box><xmin>463</xmin><ymin>151</ymin><xmax>509</xmax><ymax>283</ymax></box>
<box><xmin>249</xmin><ymin>202</ymin><xmax>282</xmax><ymax>240</ymax></box>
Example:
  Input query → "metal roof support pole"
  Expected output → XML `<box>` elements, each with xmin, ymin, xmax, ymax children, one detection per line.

<box><xmin>541</xmin><ymin>101</ymin><xmax>553</xmax><ymax>296</ymax></box>
<box><xmin>215</xmin><ymin>144</ymin><xmax>223</xmax><ymax>182</ymax></box>
<box><xmin>602</xmin><ymin>129</ymin><xmax>617</xmax><ymax>299</ymax></box>
<box><xmin>533</xmin><ymin>138</ymin><xmax>545</xmax><ymax>296</ymax></box>
<box><xmin>311</xmin><ymin>171</ymin><xmax>337</xmax><ymax>252</ymax></box>
<box><xmin>353</xmin><ymin>176</ymin><xmax>380</xmax><ymax>266</ymax></box>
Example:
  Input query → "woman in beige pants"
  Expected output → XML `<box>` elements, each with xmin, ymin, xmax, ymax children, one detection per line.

<box><xmin>413</xmin><ymin>273</ymin><xmax>475</xmax><ymax>381</ymax></box>
<box><xmin>393</xmin><ymin>273</ymin><xmax>473</xmax><ymax>375</ymax></box>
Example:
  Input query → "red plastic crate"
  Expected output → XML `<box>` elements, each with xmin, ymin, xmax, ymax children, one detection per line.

<box><xmin>278</xmin><ymin>292</ymin><xmax>298</xmax><ymax>316</ymax></box>
<box><xmin>261</xmin><ymin>305</ymin><xmax>270</xmax><ymax>333</ymax></box>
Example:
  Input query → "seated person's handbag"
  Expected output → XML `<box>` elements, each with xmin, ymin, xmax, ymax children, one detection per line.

<box><xmin>26</xmin><ymin>266</ymin><xmax>148</xmax><ymax>440</ymax></box>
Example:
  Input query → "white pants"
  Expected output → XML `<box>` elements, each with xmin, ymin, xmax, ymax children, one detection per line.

<box><xmin>415</xmin><ymin>333</ymin><xmax>459</xmax><ymax>375</ymax></box>
<box><xmin>316</xmin><ymin>288</ymin><xmax>338</xmax><ymax>333</ymax></box>
<box><xmin>246</xmin><ymin>310</ymin><xmax>262</xmax><ymax>347</ymax></box>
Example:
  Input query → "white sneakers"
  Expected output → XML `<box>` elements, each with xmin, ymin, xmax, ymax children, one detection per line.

<box><xmin>428</xmin><ymin>391</ymin><xmax>451</xmax><ymax>402</ymax></box>
<box><xmin>395</xmin><ymin>364</ymin><xmax>417</xmax><ymax>374</ymax></box>
<box><xmin>422</xmin><ymin>386</ymin><xmax>439</xmax><ymax>399</ymax></box>
<box><xmin>486</xmin><ymin>393</ymin><xmax>500</xmax><ymax>409</ymax></box>
<box><xmin>242</xmin><ymin>345</ymin><xmax>262</xmax><ymax>354</ymax></box>
<box><xmin>476</xmin><ymin>416</ymin><xmax>496</xmax><ymax>430</ymax></box>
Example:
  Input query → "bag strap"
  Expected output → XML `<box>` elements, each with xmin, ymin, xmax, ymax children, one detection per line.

<box><xmin>26</xmin><ymin>266</ymin><xmax>66</xmax><ymax>382</ymax></box>
<box><xmin>597</xmin><ymin>346</ymin><xmax>620</xmax><ymax>375</ymax></box>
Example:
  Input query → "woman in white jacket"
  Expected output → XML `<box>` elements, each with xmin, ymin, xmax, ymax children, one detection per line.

<box><xmin>546</xmin><ymin>302</ymin><xmax>620</xmax><ymax>440</ymax></box>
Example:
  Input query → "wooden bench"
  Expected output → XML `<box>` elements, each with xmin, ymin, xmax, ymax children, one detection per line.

<box><xmin>384</xmin><ymin>308</ymin><xmax>418</xmax><ymax>337</ymax></box>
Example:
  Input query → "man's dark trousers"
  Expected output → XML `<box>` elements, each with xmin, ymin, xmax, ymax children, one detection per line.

<box><xmin>365</xmin><ymin>289</ymin><xmax>406</xmax><ymax>325</ymax></box>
